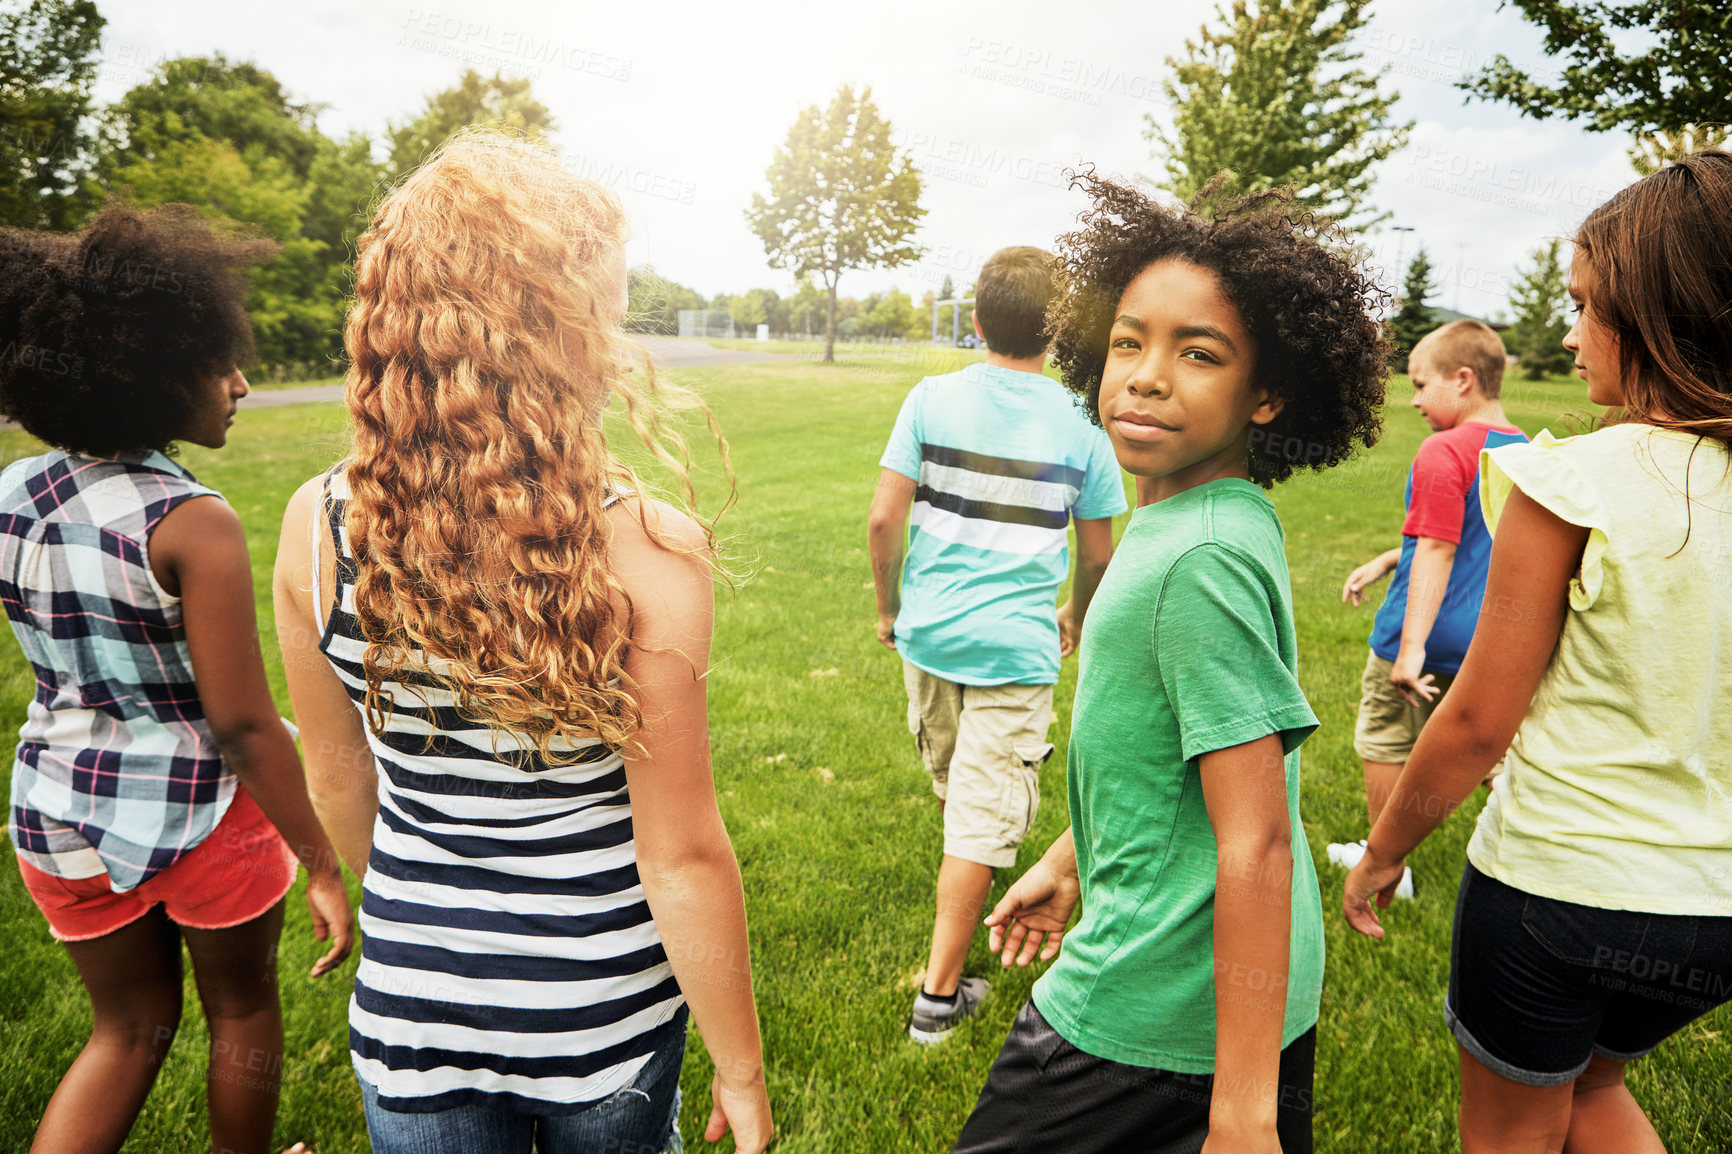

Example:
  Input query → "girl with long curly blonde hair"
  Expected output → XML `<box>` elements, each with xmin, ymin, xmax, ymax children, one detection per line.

<box><xmin>273</xmin><ymin>130</ymin><xmax>771</xmax><ymax>1154</ymax></box>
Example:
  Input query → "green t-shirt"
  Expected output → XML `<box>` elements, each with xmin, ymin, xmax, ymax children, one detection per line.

<box><xmin>1033</xmin><ymin>479</ymin><xmax>1324</xmax><ymax>1073</ymax></box>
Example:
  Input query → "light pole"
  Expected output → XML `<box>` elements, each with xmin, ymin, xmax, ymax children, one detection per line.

<box><xmin>1391</xmin><ymin>225</ymin><xmax>1415</xmax><ymax>294</ymax></box>
<box><xmin>1455</xmin><ymin>241</ymin><xmax>1469</xmax><ymax>313</ymax></box>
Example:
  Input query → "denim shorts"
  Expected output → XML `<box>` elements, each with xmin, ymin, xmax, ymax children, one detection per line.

<box><xmin>360</xmin><ymin>1028</ymin><xmax>685</xmax><ymax>1154</ymax></box>
<box><xmin>1446</xmin><ymin>861</ymin><xmax>1732</xmax><ymax>1086</ymax></box>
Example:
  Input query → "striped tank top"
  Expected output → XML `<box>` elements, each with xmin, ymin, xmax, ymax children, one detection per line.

<box><xmin>314</xmin><ymin>464</ymin><xmax>685</xmax><ymax>1113</ymax></box>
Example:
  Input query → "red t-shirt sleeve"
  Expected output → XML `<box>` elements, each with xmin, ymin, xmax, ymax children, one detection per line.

<box><xmin>1400</xmin><ymin>431</ymin><xmax>1477</xmax><ymax>543</ymax></box>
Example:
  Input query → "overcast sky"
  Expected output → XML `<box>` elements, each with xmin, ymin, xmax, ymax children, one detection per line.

<box><xmin>93</xmin><ymin>0</ymin><xmax>1638</xmax><ymax>319</ymax></box>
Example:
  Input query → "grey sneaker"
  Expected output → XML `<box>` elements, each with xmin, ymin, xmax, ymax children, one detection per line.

<box><xmin>909</xmin><ymin>977</ymin><xmax>990</xmax><ymax>1044</ymax></box>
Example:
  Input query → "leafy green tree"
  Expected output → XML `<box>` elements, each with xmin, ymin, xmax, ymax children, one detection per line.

<box><xmin>787</xmin><ymin>278</ymin><xmax>826</xmax><ymax>339</ymax></box>
<box><xmin>864</xmin><ymin>288</ymin><xmax>919</xmax><ymax>341</ymax></box>
<box><xmin>833</xmin><ymin>294</ymin><xmax>863</xmax><ymax>343</ymax></box>
<box><xmin>854</xmin><ymin>292</ymin><xmax>881</xmax><ymax>337</ymax></box>
<box><xmin>1388</xmin><ymin>246</ymin><xmax>1436</xmax><ymax>360</ymax></box>
<box><xmin>733</xmin><ymin>287</ymin><xmax>784</xmax><ymax>337</ymax></box>
<box><xmin>1148</xmin><ymin>0</ymin><xmax>1411</xmax><ymax>226</ymax></box>
<box><xmin>1458</xmin><ymin>1</ymin><xmax>1731</xmax><ymax>138</ymax></box>
<box><xmin>0</xmin><ymin>0</ymin><xmax>104</xmax><ymax>228</ymax></box>
<box><xmin>107</xmin><ymin>56</ymin><xmax>325</xmax><ymax>179</ymax></box>
<box><xmin>386</xmin><ymin>70</ymin><xmax>553</xmax><ymax>183</ymax></box>
<box><xmin>625</xmin><ymin>265</ymin><xmax>704</xmax><ymax>335</ymax></box>
<box><xmin>1628</xmin><ymin>123</ymin><xmax>1731</xmax><ymax>176</ymax></box>
<box><xmin>759</xmin><ymin>289</ymin><xmax>789</xmax><ymax>337</ymax></box>
<box><xmin>105</xmin><ymin>56</ymin><xmax>360</xmax><ymax>370</ymax></box>
<box><xmin>108</xmin><ymin>133</ymin><xmax>332</xmax><ymax>368</ymax></box>
<box><xmin>745</xmin><ymin>84</ymin><xmax>925</xmax><ymax>363</ymax></box>
<box><xmin>301</xmin><ymin>130</ymin><xmax>385</xmax><ymax>289</ymax></box>
<box><xmin>725</xmin><ymin>290</ymin><xmax>765</xmax><ymax>336</ymax></box>
<box><xmin>1507</xmin><ymin>239</ymin><xmax>1573</xmax><ymax>379</ymax></box>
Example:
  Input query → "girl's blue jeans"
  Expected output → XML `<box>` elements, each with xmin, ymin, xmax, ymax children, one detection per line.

<box><xmin>358</xmin><ymin>1031</ymin><xmax>685</xmax><ymax>1154</ymax></box>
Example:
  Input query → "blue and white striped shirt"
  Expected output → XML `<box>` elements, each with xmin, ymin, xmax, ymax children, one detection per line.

<box><xmin>315</xmin><ymin>465</ymin><xmax>685</xmax><ymax>1114</ymax></box>
<box><xmin>880</xmin><ymin>363</ymin><xmax>1127</xmax><ymax>685</ymax></box>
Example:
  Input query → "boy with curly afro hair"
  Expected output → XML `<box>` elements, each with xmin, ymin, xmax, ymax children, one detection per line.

<box><xmin>954</xmin><ymin>172</ymin><xmax>1388</xmax><ymax>1154</ymax></box>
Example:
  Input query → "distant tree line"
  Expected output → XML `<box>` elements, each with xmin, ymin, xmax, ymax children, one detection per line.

<box><xmin>1</xmin><ymin>0</ymin><xmax>554</xmax><ymax>375</ymax></box>
<box><xmin>626</xmin><ymin>266</ymin><xmax>961</xmax><ymax>344</ymax></box>
<box><xmin>12</xmin><ymin>0</ymin><xmax>1720</xmax><ymax>375</ymax></box>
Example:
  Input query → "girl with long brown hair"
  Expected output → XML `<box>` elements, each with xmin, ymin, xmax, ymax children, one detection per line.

<box><xmin>273</xmin><ymin>131</ymin><xmax>770</xmax><ymax>1154</ymax></box>
<box><xmin>1344</xmin><ymin>150</ymin><xmax>1732</xmax><ymax>1153</ymax></box>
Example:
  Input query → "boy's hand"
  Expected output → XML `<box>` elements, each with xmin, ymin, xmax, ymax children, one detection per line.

<box><xmin>876</xmin><ymin>612</ymin><xmax>897</xmax><ymax>650</ymax></box>
<box><xmin>985</xmin><ymin>858</ymin><xmax>1080</xmax><ymax>966</ymax></box>
<box><xmin>1341</xmin><ymin>555</ymin><xmax>1395</xmax><ymax>606</ymax></box>
<box><xmin>1388</xmin><ymin>646</ymin><xmax>1439</xmax><ymax>708</ymax></box>
<box><xmin>1342</xmin><ymin>845</ymin><xmax>1408</xmax><ymax>939</ymax></box>
<box><xmin>1056</xmin><ymin>599</ymin><xmax>1079</xmax><ymax>657</ymax></box>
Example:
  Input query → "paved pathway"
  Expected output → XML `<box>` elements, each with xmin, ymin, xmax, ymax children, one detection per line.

<box><xmin>1</xmin><ymin>339</ymin><xmax>799</xmax><ymax>430</ymax></box>
<box><xmin>634</xmin><ymin>335</ymin><xmax>802</xmax><ymax>368</ymax></box>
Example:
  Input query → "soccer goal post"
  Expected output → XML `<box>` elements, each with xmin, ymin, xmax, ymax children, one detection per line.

<box><xmin>929</xmin><ymin>296</ymin><xmax>976</xmax><ymax>346</ymax></box>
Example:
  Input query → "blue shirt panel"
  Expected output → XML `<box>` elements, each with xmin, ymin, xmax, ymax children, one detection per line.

<box><xmin>1370</xmin><ymin>426</ymin><xmax>1530</xmax><ymax>673</ymax></box>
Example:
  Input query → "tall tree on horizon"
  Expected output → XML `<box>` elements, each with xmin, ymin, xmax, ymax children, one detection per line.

<box><xmin>1148</xmin><ymin>0</ymin><xmax>1411</xmax><ymax>225</ymax></box>
<box><xmin>1507</xmin><ymin>239</ymin><xmax>1574</xmax><ymax>379</ymax></box>
<box><xmin>1388</xmin><ymin>246</ymin><xmax>1436</xmax><ymax>360</ymax></box>
<box><xmin>384</xmin><ymin>70</ymin><xmax>554</xmax><ymax>184</ymax></box>
<box><xmin>745</xmin><ymin>85</ymin><xmax>925</xmax><ymax>364</ymax></box>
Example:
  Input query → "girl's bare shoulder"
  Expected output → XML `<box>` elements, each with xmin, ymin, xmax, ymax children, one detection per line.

<box><xmin>606</xmin><ymin>494</ymin><xmax>711</xmax><ymax>566</ymax></box>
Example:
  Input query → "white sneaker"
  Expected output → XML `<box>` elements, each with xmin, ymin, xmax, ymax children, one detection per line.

<box><xmin>1325</xmin><ymin>840</ymin><xmax>1367</xmax><ymax>869</ymax></box>
<box><xmin>1327</xmin><ymin>840</ymin><xmax>1415</xmax><ymax>897</ymax></box>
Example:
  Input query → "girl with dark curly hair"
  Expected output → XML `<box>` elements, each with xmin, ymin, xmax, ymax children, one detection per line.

<box><xmin>1344</xmin><ymin>152</ymin><xmax>1732</xmax><ymax>1154</ymax></box>
<box><xmin>0</xmin><ymin>201</ymin><xmax>352</xmax><ymax>1154</ymax></box>
<box><xmin>955</xmin><ymin>172</ymin><xmax>1388</xmax><ymax>1154</ymax></box>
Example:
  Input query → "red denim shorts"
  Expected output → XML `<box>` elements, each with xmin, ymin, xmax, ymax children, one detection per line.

<box><xmin>18</xmin><ymin>786</ymin><xmax>299</xmax><ymax>942</ymax></box>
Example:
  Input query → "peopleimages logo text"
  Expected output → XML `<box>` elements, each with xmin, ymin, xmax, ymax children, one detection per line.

<box><xmin>401</xmin><ymin>10</ymin><xmax>633</xmax><ymax>81</ymax></box>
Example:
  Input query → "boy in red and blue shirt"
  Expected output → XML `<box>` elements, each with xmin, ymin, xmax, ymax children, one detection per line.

<box><xmin>1334</xmin><ymin>320</ymin><xmax>1528</xmax><ymax>888</ymax></box>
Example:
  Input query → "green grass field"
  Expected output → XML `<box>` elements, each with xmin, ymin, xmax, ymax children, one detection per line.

<box><xmin>3</xmin><ymin>351</ymin><xmax>1729</xmax><ymax>1153</ymax></box>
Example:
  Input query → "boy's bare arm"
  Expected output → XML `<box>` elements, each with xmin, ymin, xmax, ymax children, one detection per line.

<box><xmin>867</xmin><ymin>468</ymin><xmax>916</xmax><ymax>649</ymax></box>
<box><xmin>1199</xmin><ymin>733</ymin><xmax>1293</xmax><ymax>1150</ymax></box>
<box><xmin>984</xmin><ymin>827</ymin><xmax>1079</xmax><ymax>966</ymax></box>
<box><xmin>1390</xmin><ymin>537</ymin><xmax>1458</xmax><ymax>705</ymax></box>
<box><xmin>1341</xmin><ymin>546</ymin><xmax>1400</xmax><ymax>606</ymax></box>
<box><xmin>1057</xmin><ymin>517</ymin><xmax>1115</xmax><ymax>657</ymax></box>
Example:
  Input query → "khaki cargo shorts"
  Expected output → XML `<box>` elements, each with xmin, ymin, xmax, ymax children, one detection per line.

<box><xmin>1353</xmin><ymin>650</ymin><xmax>1457</xmax><ymax>763</ymax></box>
<box><xmin>903</xmin><ymin>662</ymin><xmax>1054</xmax><ymax>869</ymax></box>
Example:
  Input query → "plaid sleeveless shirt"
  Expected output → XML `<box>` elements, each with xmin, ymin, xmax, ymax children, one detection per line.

<box><xmin>1</xmin><ymin>449</ymin><xmax>234</xmax><ymax>891</ymax></box>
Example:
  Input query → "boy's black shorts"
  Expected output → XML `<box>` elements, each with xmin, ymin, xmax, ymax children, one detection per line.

<box><xmin>953</xmin><ymin>1000</ymin><xmax>1314</xmax><ymax>1154</ymax></box>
